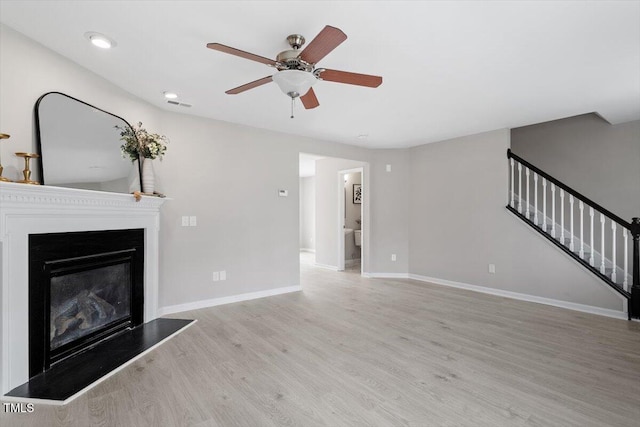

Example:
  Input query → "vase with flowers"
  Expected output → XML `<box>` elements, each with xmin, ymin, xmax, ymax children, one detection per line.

<box><xmin>116</xmin><ymin>122</ymin><xmax>168</xmax><ymax>194</ymax></box>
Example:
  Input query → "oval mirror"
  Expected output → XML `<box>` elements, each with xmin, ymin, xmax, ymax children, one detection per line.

<box><xmin>35</xmin><ymin>92</ymin><xmax>141</xmax><ymax>193</ymax></box>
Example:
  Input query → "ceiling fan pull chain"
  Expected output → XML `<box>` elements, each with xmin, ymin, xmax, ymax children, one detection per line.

<box><xmin>291</xmin><ymin>97</ymin><xmax>295</xmax><ymax>119</ymax></box>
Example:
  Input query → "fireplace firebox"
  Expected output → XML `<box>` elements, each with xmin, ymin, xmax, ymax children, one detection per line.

<box><xmin>29</xmin><ymin>229</ymin><xmax>144</xmax><ymax>377</ymax></box>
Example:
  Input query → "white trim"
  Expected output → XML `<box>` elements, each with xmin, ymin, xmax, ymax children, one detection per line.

<box><xmin>2</xmin><ymin>319</ymin><xmax>196</xmax><ymax>406</ymax></box>
<box><xmin>408</xmin><ymin>273</ymin><xmax>627</xmax><ymax>320</ymax></box>
<box><xmin>363</xmin><ymin>272</ymin><xmax>410</xmax><ymax>279</ymax></box>
<box><xmin>313</xmin><ymin>263</ymin><xmax>339</xmax><ymax>271</ymax></box>
<box><xmin>300</xmin><ymin>248</ymin><xmax>316</xmax><ymax>253</ymax></box>
<box><xmin>0</xmin><ymin>183</ymin><xmax>166</xmax><ymax>393</ymax></box>
<box><xmin>313</xmin><ymin>262</ymin><xmax>342</xmax><ymax>271</ymax></box>
<box><xmin>158</xmin><ymin>285</ymin><xmax>302</xmax><ymax>316</ymax></box>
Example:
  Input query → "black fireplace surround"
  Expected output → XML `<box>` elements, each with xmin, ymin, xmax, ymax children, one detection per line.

<box><xmin>29</xmin><ymin>229</ymin><xmax>144</xmax><ymax>378</ymax></box>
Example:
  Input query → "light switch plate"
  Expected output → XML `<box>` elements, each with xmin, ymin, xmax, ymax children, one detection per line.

<box><xmin>189</xmin><ymin>216</ymin><xmax>197</xmax><ymax>226</ymax></box>
<box><xmin>278</xmin><ymin>190</ymin><xmax>288</xmax><ymax>197</ymax></box>
<box><xmin>181</xmin><ymin>216</ymin><xmax>189</xmax><ymax>227</ymax></box>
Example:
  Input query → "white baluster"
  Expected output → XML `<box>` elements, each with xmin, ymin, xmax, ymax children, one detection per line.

<box><xmin>525</xmin><ymin>168</ymin><xmax>530</xmax><ymax>219</ymax></box>
<box><xmin>600</xmin><ymin>214</ymin><xmax>606</xmax><ymax>274</ymax></box>
<box><xmin>569</xmin><ymin>195</ymin><xmax>574</xmax><ymax>251</ymax></box>
<box><xmin>589</xmin><ymin>207</ymin><xmax>595</xmax><ymax>266</ymax></box>
<box><xmin>560</xmin><ymin>190</ymin><xmax>565</xmax><ymax>243</ymax></box>
<box><xmin>611</xmin><ymin>222</ymin><xmax>617</xmax><ymax>283</ymax></box>
<box><xmin>517</xmin><ymin>163</ymin><xmax>522</xmax><ymax>214</ymax></box>
<box><xmin>542</xmin><ymin>178</ymin><xmax>547</xmax><ymax>230</ymax></box>
<box><xmin>579</xmin><ymin>201</ymin><xmax>584</xmax><ymax>258</ymax></box>
<box><xmin>533</xmin><ymin>173</ymin><xmax>538</xmax><ymax>224</ymax></box>
<box><xmin>510</xmin><ymin>158</ymin><xmax>515</xmax><ymax>208</ymax></box>
<box><xmin>624</xmin><ymin>230</ymin><xmax>629</xmax><ymax>290</ymax></box>
<box><xmin>551</xmin><ymin>184</ymin><xmax>556</xmax><ymax>238</ymax></box>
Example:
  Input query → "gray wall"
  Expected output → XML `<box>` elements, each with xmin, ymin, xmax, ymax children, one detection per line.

<box><xmin>368</xmin><ymin>149</ymin><xmax>411</xmax><ymax>273</ymax></box>
<box><xmin>511</xmin><ymin>113</ymin><xmax>640</xmax><ymax>220</ymax></box>
<box><xmin>0</xmin><ymin>24</ymin><xmax>625</xmax><ymax>315</ymax></box>
<box><xmin>408</xmin><ymin>129</ymin><xmax>624</xmax><ymax>310</ymax></box>
<box><xmin>299</xmin><ymin>176</ymin><xmax>315</xmax><ymax>251</ymax></box>
<box><xmin>0</xmin><ymin>24</ymin><xmax>401</xmax><ymax>309</ymax></box>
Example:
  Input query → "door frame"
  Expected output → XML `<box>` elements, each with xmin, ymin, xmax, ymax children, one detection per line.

<box><xmin>338</xmin><ymin>167</ymin><xmax>365</xmax><ymax>273</ymax></box>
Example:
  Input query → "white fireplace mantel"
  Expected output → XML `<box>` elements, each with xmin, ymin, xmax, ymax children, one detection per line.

<box><xmin>0</xmin><ymin>182</ymin><xmax>167</xmax><ymax>394</ymax></box>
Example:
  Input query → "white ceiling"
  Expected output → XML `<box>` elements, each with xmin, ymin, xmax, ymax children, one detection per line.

<box><xmin>1</xmin><ymin>1</ymin><xmax>639</xmax><ymax>149</ymax></box>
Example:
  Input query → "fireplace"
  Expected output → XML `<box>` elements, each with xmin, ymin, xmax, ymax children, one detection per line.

<box><xmin>29</xmin><ymin>229</ymin><xmax>144</xmax><ymax>377</ymax></box>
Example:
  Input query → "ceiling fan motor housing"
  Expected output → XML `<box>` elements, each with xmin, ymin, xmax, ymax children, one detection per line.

<box><xmin>276</xmin><ymin>49</ymin><xmax>314</xmax><ymax>72</ymax></box>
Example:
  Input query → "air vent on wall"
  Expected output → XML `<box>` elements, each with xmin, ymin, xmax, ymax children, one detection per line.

<box><xmin>167</xmin><ymin>100</ymin><xmax>192</xmax><ymax>108</ymax></box>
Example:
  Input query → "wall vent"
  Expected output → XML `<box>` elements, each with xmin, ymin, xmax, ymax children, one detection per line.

<box><xmin>167</xmin><ymin>100</ymin><xmax>192</xmax><ymax>108</ymax></box>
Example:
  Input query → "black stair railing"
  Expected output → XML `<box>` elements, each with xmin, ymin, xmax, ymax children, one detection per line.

<box><xmin>506</xmin><ymin>149</ymin><xmax>640</xmax><ymax>319</ymax></box>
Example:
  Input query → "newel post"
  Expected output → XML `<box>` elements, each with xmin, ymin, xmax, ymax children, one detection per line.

<box><xmin>630</xmin><ymin>218</ymin><xmax>640</xmax><ymax>319</ymax></box>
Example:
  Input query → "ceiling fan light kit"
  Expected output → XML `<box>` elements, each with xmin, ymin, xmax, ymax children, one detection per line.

<box><xmin>272</xmin><ymin>70</ymin><xmax>316</xmax><ymax>99</ymax></box>
<box><xmin>207</xmin><ymin>25</ymin><xmax>382</xmax><ymax>117</ymax></box>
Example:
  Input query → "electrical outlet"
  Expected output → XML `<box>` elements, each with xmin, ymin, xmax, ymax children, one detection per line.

<box><xmin>391</xmin><ymin>254</ymin><xmax>397</xmax><ymax>261</ymax></box>
<box><xmin>488</xmin><ymin>264</ymin><xmax>496</xmax><ymax>274</ymax></box>
<box><xmin>212</xmin><ymin>271</ymin><xmax>219</xmax><ymax>281</ymax></box>
<box><xmin>181</xmin><ymin>216</ymin><xmax>189</xmax><ymax>227</ymax></box>
<box><xmin>220</xmin><ymin>270</ymin><xmax>226</xmax><ymax>281</ymax></box>
<box><xmin>386</xmin><ymin>164</ymin><xmax>392</xmax><ymax>172</ymax></box>
<box><xmin>189</xmin><ymin>216</ymin><xmax>197</xmax><ymax>226</ymax></box>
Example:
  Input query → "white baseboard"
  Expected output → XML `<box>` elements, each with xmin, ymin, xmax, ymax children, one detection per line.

<box><xmin>314</xmin><ymin>262</ymin><xmax>339</xmax><ymax>271</ymax></box>
<box><xmin>408</xmin><ymin>273</ymin><xmax>627</xmax><ymax>320</ymax></box>
<box><xmin>158</xmin><ymin>285</ymin><xmax>303</xmax><ymax>316</ymax></box>
<box><xmin>362</xmin><ymin>272</ymin><xmax>410</xmax><ymax>279</ymax></box>
<box><xmin>300</xmin><ymin>248</ymin><xmax>316</xmax><ymax>253</ymax></box>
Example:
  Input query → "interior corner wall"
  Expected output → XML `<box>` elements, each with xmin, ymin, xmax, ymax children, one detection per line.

<box><xmin>408</xmin><ymin>129</ymin><xmax>624</xmax><ymax>311</ymax></box>
<box><xmin>299</xmin><ymin>176</ymin><xmax>315</xmax><ymax>251</ymax></box>
<box><xmin>511</xmin><ymin>114</ymin><xmax>640</xmax><ymax>219</ymax></box>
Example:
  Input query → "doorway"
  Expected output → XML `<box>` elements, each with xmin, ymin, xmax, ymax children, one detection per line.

<box><xmin>338</xmin><ymin>167</ymin><xmax>365</xmax><ymax>274</ymax></box>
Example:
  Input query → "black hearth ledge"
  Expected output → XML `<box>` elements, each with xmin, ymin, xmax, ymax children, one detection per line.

<box><xmin>4</xmin><ymin>318</ymin><xmax>195</xmax><ymax>405</ymax></box>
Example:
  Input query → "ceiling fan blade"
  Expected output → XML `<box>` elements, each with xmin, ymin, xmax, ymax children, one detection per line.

<box><xmin>300</xmin><ymin>88</ymin><xmax>320</xmax><ymax>109</ymax></box>
<box><xmin>299</xmin><ymin>25</ymin><xmax>347</xmax><ymax>64</ymax></box>
<box><xmin>207</xmin><ymin>43</ymin><xmax>277</xmax><ymax>66</ymax></box>
<box><xmin>318</xmin><ymin>69</ymin><xmax>382</xmax><ymax>88</ymax></box>
<box><xmin>225</xmin><ymin>76</ymin><xmax>273</xmax><ymax>94</ymax></box>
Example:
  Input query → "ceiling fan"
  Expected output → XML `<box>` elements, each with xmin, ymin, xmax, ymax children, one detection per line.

<box><xmin>207</xmin><ymin>25</ymin><xmax>382</xmax><ymax>117</ymax></box>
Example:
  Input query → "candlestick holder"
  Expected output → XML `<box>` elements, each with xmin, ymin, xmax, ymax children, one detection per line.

<box><xmin>0</xmin><ymin>133</ymin><xmax>11</xmax><ymax>182</ymax></box>
<box><xmin>15</xmin><ymin>152</ymin><xmax>40</xmax><ymax>185</ymax></box>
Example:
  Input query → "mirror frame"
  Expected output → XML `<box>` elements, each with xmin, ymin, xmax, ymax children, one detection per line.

<box><xmin>34</xmin><ymin>91</ymin><xmax>142</xmax><ymax>192</ymax></box>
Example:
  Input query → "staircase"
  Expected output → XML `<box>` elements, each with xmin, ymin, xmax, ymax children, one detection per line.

<box><xmin>506</xmin><ymin>149</ymin><xmax>640</xmax><ymax>319</ymax></box>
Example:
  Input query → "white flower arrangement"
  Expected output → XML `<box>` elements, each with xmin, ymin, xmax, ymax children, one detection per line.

<box><xmin>115</xmin><ymin>122</ymin><xmax>168</xmax><ymax>161</ymax></box>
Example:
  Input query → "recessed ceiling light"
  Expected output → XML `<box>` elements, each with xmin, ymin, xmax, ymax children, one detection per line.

<box><xmin>84</xmin><ymin>32</ymin><xmax>117</xmax><ymax>49</ymax></box>
<box><xmin>163</xmin><ymin>92</ymin><xmax>178</xmax><ymax>99</ymax></box>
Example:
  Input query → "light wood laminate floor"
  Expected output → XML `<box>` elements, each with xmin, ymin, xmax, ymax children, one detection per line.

<box><xmin>2</xmin><ymin>261</ymin><xmax>640</xmax><ymax>426</ymax></box>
